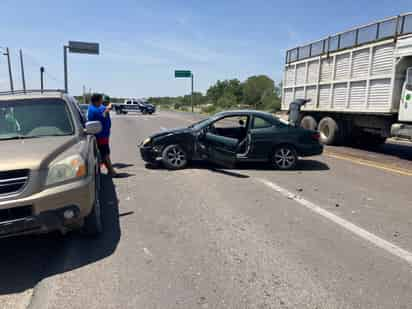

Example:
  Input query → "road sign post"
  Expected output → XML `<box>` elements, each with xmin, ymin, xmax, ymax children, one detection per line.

<box><xmin>64</xmin><ymin>41</ymin><xmax>99</xmax><ymax>93</ymax></box>
<box><xmin>174</xmin><ymin>70</ymin><xmax>194</xmax><ymax>112</ymax></box>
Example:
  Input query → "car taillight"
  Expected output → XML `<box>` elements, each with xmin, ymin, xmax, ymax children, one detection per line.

<box><xmin>311</xmin><ymin>132</ymin><xmax>320</xmax><ymax>141</ymax></box>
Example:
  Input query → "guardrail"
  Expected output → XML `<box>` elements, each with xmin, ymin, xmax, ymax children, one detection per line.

<box><xmin>286</xmin><ymin>13</ymin><xmax>412</xmax><ymax>64</ymax></box>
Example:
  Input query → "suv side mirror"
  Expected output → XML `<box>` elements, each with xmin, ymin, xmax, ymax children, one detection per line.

<box><xmin>85</xmin><ymin>121</ymin><xmax>102</xmax><ymax>135</ymax></box>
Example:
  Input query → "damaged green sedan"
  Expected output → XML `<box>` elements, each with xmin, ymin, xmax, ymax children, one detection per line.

<box><xmin>140</xmin><ymin>110</ymin><xmax>323</xmax><ymax>170</ymax></box>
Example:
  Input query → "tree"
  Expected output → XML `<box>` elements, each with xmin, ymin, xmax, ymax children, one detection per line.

<box><xmin>261</xmin><ymin>91</ymin><xmax>281</xmax><ymax>112</ymax></box>
<box><xmin>242</xmin><ymin>75</ymin><xmax>275</xmax><ymax>108</ymax></box>
<box><xmin>216</xmin><ymin>92</ymin><xmax>237</xmax><ymax>109</ymax></box>
<box><xmin>206</xmin><ymin>79</ymin><xmax>243</xmax><ymax>104</ymax></box>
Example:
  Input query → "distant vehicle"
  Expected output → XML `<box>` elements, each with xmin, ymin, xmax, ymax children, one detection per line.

<box><xmin>283</xmin><ymin>13</ymin><xmax>412</xmax><ymax>145</ymax></box>
<box><xmin>0</xmin><ymin>90</ymin><xmax>103</xmax><ymax>238</ymax></box>
<box><xmin>140</xmin><ymin>110</ymin><xmax>323</xmax><ymax>170</ymax></box>
<box><xmin>114</xmin><ymin>99</ymin><xmax>156</xmax><ymax>115</ymax></box>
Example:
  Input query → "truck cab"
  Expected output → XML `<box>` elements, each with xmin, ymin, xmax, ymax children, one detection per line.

<box><xmin>399</xmin><ymin>67</ymin><xmax>412</xmax><ymax>122</ymax></box>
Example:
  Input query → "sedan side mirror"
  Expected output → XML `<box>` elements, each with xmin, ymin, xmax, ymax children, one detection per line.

<box><xmin>85</xmin><ymin>121</ymin><xmax>102</xmax><ymax>135</ymax></box>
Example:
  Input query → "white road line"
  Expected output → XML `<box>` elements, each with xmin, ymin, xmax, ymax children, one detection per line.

<box><xmin>258</xmin><ymin>178</ymin><xmax>412</xmax><ymax>266</ymax></box>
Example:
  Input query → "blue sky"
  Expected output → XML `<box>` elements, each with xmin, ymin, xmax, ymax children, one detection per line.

<box><xmin>0</xmin><ymin>0</ymin><xmax>410</xmax><ymax>97</ymax></box>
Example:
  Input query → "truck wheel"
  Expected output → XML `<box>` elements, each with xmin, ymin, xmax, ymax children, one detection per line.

<box><xmin>300</xmin><ymin>115</ymin><xmax>317</xmax><ymax>131</ymax></box>
<box><xmin>318</xmin><ymin>117</ymin><xmax>340</xmax><ymax>145</ymax></box>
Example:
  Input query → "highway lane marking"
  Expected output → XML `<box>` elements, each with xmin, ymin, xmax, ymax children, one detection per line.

<box><xmin>324</xmin><ymin>151</ymin><xmax>412</xmax><ymax>177</ymax></box>
<box><xmin>258</xmin><ymin>178</ymin><xmax>412</xmax><ymax>266</ymax></box>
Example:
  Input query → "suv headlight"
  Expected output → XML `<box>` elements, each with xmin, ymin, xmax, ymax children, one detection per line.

<box><xmin>46</xmin><ymin>154</ymin><xmax>87</xmax><ymax>186</ymax></box>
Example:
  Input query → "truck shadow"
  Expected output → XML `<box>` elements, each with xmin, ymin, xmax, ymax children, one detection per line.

<box><xmin>330</xmin><ymin>141</ymin><xmax>412</xmax><ymax>162</ymax></box>
<box><xmin>0</xmin><ymin>174</ymin><xmax>121</xmax><ymax>296</ymax></box>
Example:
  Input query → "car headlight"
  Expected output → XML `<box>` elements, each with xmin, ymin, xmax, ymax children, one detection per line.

<box><xmin>143</xmin><ymin>137</ymin><xmax>151</xmax><ymax>146</ymax></box>
<box><xmin>46</xmin><ymin>154</ymin><xmax>87</xmax><ymax>186</ymax></box>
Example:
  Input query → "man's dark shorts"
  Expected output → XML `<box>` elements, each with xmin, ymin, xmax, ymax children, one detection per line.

<box><xmin>98</xmin><ymin>143</ymin><xmax>110</xmax><ymax>158</ymax></box>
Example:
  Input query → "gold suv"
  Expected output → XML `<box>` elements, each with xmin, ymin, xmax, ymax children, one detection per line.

<box><xmin>0</xmin><ymin>90</ymin><xmax>103</xmax><ymax>238</ymax></box>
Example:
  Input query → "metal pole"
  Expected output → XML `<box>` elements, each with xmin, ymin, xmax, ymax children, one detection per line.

<box><xmin>40</xmin><ymin>67</ymin><xmax>45</xmax><ymax>92</ymax></box>
<box><xmin>191</xmin><ymin>73</ymin><xmax>194</xmax><ymax>113</ymax></box>
<box><xmin>63</xmin><ymin>45</ymin><xmax>68</xmax><ymax>93</ymax></box>
<box><xmin>4</xmin><ymin>48</ymin><xmax>14</xmax><ymax>92</ymax></box>
<box><xmin>83</xmin><ymin>85</ymin><xmax>86</xmax><ymax>104</ymax></box>
<box><xmin>19</xmin><ymin>49</ymin><xmax>26</xmax><ymax>92</ymax></box>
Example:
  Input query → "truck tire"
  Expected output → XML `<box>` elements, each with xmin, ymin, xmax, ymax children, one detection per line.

<box><xmin>318</xmin><ymin>117</ymin><xmax>340</xmax><ymax>145</ymax></box>
<box><xmin>300</xmin><ymin>115</ymin><xmax>317</xmax><ymax>131</ymax></box>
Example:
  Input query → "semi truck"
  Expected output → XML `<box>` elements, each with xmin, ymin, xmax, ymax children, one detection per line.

<box><xmin>282</xmin><ymin>13</ymin><xmax>412</xmax><ymax>145</ymax></box>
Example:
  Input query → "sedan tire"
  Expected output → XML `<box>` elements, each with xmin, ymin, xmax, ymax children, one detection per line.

<box><xmin>272</xmin><ymin>145</ymin><xmax>298</xmax><ymax>170</ymax></box>
<box><xmin>162</xmin><ymin>144</ymin><xmax>188</xmax><ymax>170</ymax></box>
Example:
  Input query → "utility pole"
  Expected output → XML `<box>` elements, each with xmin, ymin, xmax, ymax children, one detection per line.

<box><xmin>19</xmin><ymin>49</ymin><xmax>26</xmax><ymax>92</ymax></box>
<box><xmin>63</xmin><ymin>45</ymin><xmax>68</xmax><ymax>93</ymax></box>
<box><xmin>40</xmin><ymin>67</ymin><xmax>45</xmax><ymax>92</ymax></box>
<box><xmin>3</xmin><ymin>48</ymin><xmax>14</xmax><ymax>92</ymax></box>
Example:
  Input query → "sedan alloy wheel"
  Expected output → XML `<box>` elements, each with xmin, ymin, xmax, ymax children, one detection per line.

<box><xmin>273</xmin><ymin>146</ymin><xmax>297</xmax><ymax>170</ymax></box>
<box><xmin>162</xmin><ymin>144</ymin><xmax>188</xmax><ymax>170</ymax></box>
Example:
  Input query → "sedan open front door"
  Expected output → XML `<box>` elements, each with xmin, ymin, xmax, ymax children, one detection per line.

<box><xmin>202</xmin><ymin>132</ymin><xmax>237</xmax><ymax>168</ymax></box>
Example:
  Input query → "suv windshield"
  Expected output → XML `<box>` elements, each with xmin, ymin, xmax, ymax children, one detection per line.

<box><xmin>0</xmin><ymin>98</ymin><xmax>74</xmax><ymax>140</ymax></box>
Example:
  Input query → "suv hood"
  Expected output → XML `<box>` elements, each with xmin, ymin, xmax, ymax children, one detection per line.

<box><xmin>0</xmin><ymin>136</ymin><xmax>77</xmax><ymax>171</ymax></box>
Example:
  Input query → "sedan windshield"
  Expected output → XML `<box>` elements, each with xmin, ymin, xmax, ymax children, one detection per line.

<box><xmin>0</xmin><ymin>98</ymin><xmax>74</xmax><ymax>140</ymax></box>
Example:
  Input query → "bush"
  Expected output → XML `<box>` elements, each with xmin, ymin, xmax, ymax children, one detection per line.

<box><xmin>201</xmin><ymin>104</ymin><xmax>217</xmax><ymax>114</ymax></box>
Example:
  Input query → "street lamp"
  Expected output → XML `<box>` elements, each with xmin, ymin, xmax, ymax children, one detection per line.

<box><xmin>63</xmin><ymin>41</ymin><xmax>100</xmax><ymax>93</ymax></box>
<box><xmin>0</xmin><ymin>47</ymin><xmax>14</xmax><ymax>92</ymax></box>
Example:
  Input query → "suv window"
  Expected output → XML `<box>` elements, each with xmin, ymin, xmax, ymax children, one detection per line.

<box><xmin>252</xmin><ymin>116</ymin><xmax>272</xmax><ymax>129</ymax></box>
<box><xmin>0</xmin><ymin>98</ymin><xmax>74</xmax><ymax>140</ymax></box>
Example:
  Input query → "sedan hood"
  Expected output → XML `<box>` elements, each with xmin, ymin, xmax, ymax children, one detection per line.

<box><xmin>0</xmin><ymin>136</ymin><xmax>78</xmax><ymax>171</ymax></box>
<box><xmin>150</xmin><ymin>127</ymin><xmax>192</xmax><ymax>139</ymax></box>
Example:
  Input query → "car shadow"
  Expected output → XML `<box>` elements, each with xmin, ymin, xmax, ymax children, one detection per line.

<box><xmin>233</xmin><ymin>159</ymin><xmax>330</xmax><ymax>172</ymax></box>
<box><xmin>144</xmin><ymin>159</ymin><xmax>329</xmax><ymax>174</ymax></box>
<box><xmin>112</xmin><ymin>163</ymin><xmax>134</xmax><ymax>169</ymax></box>
<box><xmin>0</xmin><ymin>174</ymin><xmax>121</xmax><ymax>295</ymax></box>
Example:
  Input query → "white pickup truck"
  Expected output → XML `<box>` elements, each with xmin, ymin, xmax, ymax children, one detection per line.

<box><xmin>282</xmin><ymin>13</ymin><xmax>412</xmax><ymax>145</ymax></box>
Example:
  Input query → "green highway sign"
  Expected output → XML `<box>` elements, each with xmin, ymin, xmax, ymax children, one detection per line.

<box><xmin>174</xmin><ymin>70</ymin><xmax>192</xmax><ymax>78</ymax></box>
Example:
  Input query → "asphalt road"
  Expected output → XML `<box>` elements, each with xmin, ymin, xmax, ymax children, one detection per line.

<box><xmin>1</xmin><ymin>110</ymin><xmax>412</xmax><ymax>309</ymax></box>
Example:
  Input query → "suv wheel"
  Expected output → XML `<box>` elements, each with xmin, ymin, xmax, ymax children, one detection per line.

<box><xmin>83</xmin><ymin>172</ymin><xmax>103</xmax><ymax>236</ymax></box>
<box><xmin>162</xmin><ymin>144</ymin><xmax>188</xmax><ymax>170</ymax></box>
<box><xmin>272</xmin><ymin>145</ymin><xmax>298</xmax><ymax>170</ymax></box>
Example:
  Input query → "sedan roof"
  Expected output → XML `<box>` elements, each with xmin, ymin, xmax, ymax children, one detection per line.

<box><xmin>215</xmin><ymin>109</ymin><xmax>276</xmax><ymax>118</ymax></box>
